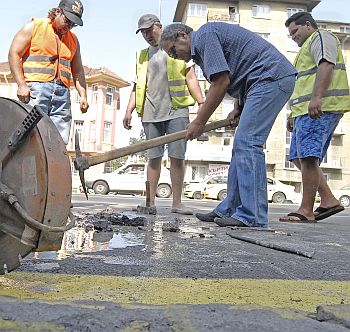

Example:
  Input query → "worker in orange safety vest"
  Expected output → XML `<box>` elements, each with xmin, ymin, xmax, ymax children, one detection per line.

<box><xmin>8</xmin><ymin>0</ymin><xmax>89</xmax><ymax>144</ymax></box>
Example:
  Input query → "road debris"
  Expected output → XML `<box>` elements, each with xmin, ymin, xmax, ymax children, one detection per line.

<box><xmin>226</xmin><ymin>230</ymin><xmax>315</xmax><ymax>258</ymax></box>
<box><xmin>77</xmin><ymin>208</ymin><xmax>146</xmax><ymax>232</ymax></box>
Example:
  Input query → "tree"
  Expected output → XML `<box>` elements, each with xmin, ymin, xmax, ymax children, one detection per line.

<box><xmin>129</xmin><ymin>129</ymin><xmax>147</xmax><ymax>162</ymax></box>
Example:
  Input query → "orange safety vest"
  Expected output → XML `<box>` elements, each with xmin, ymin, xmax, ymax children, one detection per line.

<box><xmin>22</xmin><ymin>18</ymin><xmax>77</xmax><ymax>88</ymax></box>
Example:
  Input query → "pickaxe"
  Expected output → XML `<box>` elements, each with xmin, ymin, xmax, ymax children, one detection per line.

<box><xmin>74</xmin><ymin>118</ymin><xmax>232</xmax><ymax>199</ymax></box>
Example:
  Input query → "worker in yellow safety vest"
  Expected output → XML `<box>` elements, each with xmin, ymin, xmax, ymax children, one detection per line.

<box><xmin>280</xmin><ymin>12</ymin><xmax>350</xmax><ymax>223</ymax></box>
<box><xmin>123</xmin><ymin>14</ymin><xmax>204</xmax><ymax>215</ymax></box>
<box><xmin>8</xmin><ymin>0</ymin><xmax>88</xmax><ymax>144</ymax></box>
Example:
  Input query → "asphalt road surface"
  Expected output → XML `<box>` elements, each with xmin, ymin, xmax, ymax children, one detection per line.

<box><xmin>0</xmin><ymin>194</ymin><xmax>349</xmax><ymax>331</ymax></box>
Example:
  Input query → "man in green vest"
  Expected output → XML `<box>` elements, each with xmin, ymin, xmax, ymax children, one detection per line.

<box><xmin>280</xmin><ymin>12</ymin><xmax>350</xmax><ymax>223</ymax></box>
<box><xmin>123</xmin><ymin>14</ymin><xmax>204</xmax><ymax>215</ymax></box>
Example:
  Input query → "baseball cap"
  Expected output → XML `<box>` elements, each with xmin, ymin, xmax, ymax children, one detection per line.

<box><xmin>136</xmin><ymin>14</ymin><xmax>160</xmax><ymax>34</ymax></box>
<box><xmin>59</xmin><ymin>0</ymin><xmax>84</xmax><ymax>26</ymax></box>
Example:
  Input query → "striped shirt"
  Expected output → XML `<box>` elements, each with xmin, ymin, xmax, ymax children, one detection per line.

<box><xmin>309</xmin><ymin>29</ymin><xmax>338</xmax><ymax>65</ymax></box>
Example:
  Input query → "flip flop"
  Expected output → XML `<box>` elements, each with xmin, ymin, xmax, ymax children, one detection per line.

<box><xmin>314</xmin><ymin>205</ymin><xmax>345</xmax><ymax>221</ymax></box>
<box><xmin>279</xmin><ymin>212</ymin><xmax>317</xmax><ymax>223</ymax></box>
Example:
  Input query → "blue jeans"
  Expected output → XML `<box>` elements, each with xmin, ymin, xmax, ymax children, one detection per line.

<box><xmin>214</xmin><ymin>76</ymin><xmax>296</xmax><ymax>227</ymax></box>
<box><xmin>28</xmin><ymin>81</ymin><xmax>71</xmax><ymax>144</ymax></box>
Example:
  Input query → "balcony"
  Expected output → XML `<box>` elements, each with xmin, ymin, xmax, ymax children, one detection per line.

<box><xmin>321</xmin><ymin>159</ymin><xmax>343</xmax><ymax>169</ymax></box>
<box><xmin>207</xmin><ymin>11</ymin><xmax>240</xmax><ymax>24</ymax></box>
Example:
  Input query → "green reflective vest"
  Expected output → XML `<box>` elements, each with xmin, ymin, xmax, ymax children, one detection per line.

<box><xmin>290</xmin><ymin>30</ymin><xmax>350</xmax><ymax>118</ymax></box>
<box><xmin>135</xmin><ymin>48</ymin><xmax>195</xmax><ymax>117</ymax></box>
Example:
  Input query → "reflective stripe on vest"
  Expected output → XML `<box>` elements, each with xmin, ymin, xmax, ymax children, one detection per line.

<box><xmin>290</xmin><ymin>89</ymin><xmax>349</xmax><ymax>106</ymax></box>
<box><xmin>297</xmin><ymin>63</ymin><xmax>346</xmax><ymax>79</ymax></box>
<box><xmin>135</xmin><ymin>48</ymin><xmax>195</xmax><ymax>116</ymax></box>
<box><xmin>22</xmin><ymin>18</ymin><xmax>77</xmax><ymax>88</ymax></box>
<box><xmin>290</xmin><ymin>29</ymin><xmax>350</xmax><ymax>117</ymax></box>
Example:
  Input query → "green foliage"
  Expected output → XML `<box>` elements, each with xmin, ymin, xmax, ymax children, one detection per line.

<box><xmin>129</xmin><ymin>129</ymin><xmax>147</xmax><ymax>162</ymax></box>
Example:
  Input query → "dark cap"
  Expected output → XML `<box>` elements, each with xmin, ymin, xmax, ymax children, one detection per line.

<box><xmin>136</xmin><ymin>14</ymin><xmax>160</xmax><ymax>34</ymax></box>
<box><xmin>59</xmin><ymin>0</ymin><xmax>84</xmax><ymax>26</ymax></box>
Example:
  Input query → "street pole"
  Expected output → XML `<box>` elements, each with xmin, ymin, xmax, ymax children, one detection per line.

<box><xmin>159</xmin><ymin>0</ymin><xmax>162</xmax><ymax>20</ymax></box>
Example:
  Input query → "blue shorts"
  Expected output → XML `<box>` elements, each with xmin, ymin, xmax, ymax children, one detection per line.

<box><xmin>289</xmin><ymin>112</ymin><xmax>343</xmax><ymax>162</ymax></box>
<box><xmin>142</xmin><ymin>117</ymin><xmax>189</xmax><ymax>160</ymax></box>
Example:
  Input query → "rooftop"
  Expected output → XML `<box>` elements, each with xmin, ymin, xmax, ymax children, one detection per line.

<box><xmin>0</xmin><ymin>62</ymin><xmax>129</xmax><ymax>87</ymax></box>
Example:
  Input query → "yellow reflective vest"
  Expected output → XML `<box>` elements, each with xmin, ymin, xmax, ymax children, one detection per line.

<box><xmin>290</xmin><ymin>30</ymin><xmax>350</xmax><ymax>118</ymax></box>
<box><xmin>135</xmin><ymin>48</ymin><xmax>195</xmax><ymax>117</ymax></box>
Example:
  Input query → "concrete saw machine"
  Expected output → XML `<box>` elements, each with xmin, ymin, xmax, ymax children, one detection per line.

<box><xmin>0</xmin><ymin>96</ymin><xmax>231</xmax><ymax>274</ymax></box>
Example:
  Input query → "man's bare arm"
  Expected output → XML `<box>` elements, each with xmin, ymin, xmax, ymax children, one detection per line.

<box><xmin>8</xmin><ymin>21</ymin><xmax>34</xmax><ymax>102</ymax></box>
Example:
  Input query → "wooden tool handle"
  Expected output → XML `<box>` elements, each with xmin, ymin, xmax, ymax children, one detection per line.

<box><xmin>87</xmin><ymin>118</ymin><xmax>231</xmax><ymax>167</ymax></box>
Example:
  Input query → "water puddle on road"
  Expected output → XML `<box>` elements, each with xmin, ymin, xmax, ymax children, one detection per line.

<box><xmin>25</xmin><ymin>210</ymin><xmax>214</xmax><ymax>264</ymax></box>
<box><xmin>27</xmin><ymin>227</ymin><xmax>145</xmax><ymax>261</ymax></box>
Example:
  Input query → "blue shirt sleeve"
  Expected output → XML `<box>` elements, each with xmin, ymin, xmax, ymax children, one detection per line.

<box><xmin>196</xmin><ymin>32</ymin><xmax>230</xmax><ymax>82</ymax></box>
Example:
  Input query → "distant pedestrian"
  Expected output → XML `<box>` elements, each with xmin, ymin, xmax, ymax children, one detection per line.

<box><xmin>123</xmin><ymin>14</ymin><xmax>204</xmax><ymax>215</ymax></box>
<box><xmin>8</xmin><ymin>0</ymin><xmax>89</xmax><ymax>144</ymax></box>
<box><xmin>160</xmin><ymin>22</ymin><xmax>297</xmax><ymax>228</ymax></box>
<box><xmin>280</xmin><ymin>12</ymin><xmax>349</xmax><ymax>223</ymax></box>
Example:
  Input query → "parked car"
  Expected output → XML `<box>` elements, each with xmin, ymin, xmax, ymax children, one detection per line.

<box><xmin>331</xmin><ymin>184</ymin><xmax>350</xmax><ymax>207</ymax></box>
<box><xmin>201</xmin><ymin>176</ymin><xmax>228</xmax><ymax>201</ymax></box>
<box><xmin>85</xmin><ymin>163</ymin><xmax>172</xmax><ymax>198</ymax></box>
<box><xmin>203</xmin><ymin>177</ymin><xmax>299</xmax><ymax>203</ymax></box>
<box><xmin>184</xmin><ymin>176</ymin><xmax>228</xmax><ymax>200</ymax></box>
<box><xmin>267</xmin><ymin>177</ymin><xmax>299</xmax><ymax>203</ymax></box>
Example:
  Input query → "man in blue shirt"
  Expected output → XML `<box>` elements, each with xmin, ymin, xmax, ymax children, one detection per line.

<box><xmin>160</xmin><ymin>22</ymin><xmax>297</xmax><ymax>228</ymax></box>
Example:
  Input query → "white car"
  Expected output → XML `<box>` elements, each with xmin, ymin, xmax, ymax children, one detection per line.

<box><xmin>203</xmin><ymin>177</ymin><xmax>299</xmax><ymax>203</ymax></box>
<box><xmin>85</xmin><ymin>163</ymin><xmax>172</xmax><ymax>198</ymax></box>
<box><xmin>184</xmin><ymin>176</ymin><xmax>228</xmax><ymax>200</ymax></box>
<box><xmin>267</xmin><ymin>177</ymin><xmax>299</xmax><ymax>204</ymax></box>
<box><xmin>332</xmin><ymin>184</ymin><xmax>350</xmax><ymax>207</ymax></box>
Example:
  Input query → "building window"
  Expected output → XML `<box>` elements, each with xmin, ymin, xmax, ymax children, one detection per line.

<box><xmin>285</xmin><ymin>147</ymin><xmax>295</xmax><ymax>169</ymax></box>
<box><xmin>191</xmin><ymin>165</ymin><xmax>207</xmax><ymax>181</ymax></box>
<box><xmin>340</xmin><ymin>26</ymin><xmax>350</xmax><ymax>33</ymax></box>
<box><xmin>70</xmin><ymin>158</ymin><xmax>78</xmax><ymax>176</ymax></box>
<box><xmin>106</xmin><ymin>86</ymin><xmax>115</xmax><ymax>106</ymax></box>
<box><xmin>252</xmin><ymin>5</ymin><xmax>270</xmax><ymax>18</ymax></box>
<box><xmin>74</xmin><ymin>120</ymin><xmax>84</xmax><ymax>144</ymax></box>
<box><xmin>103</xmin><ymin>122</ymin><xmax>112</xmax><ymax>142</ymax></box>
<box><xmin>287</xmin><ymin>8</ymin><xmax>304</xmax><ymax>18</ymax></box>
<box><xmin>92</xmin><ymin>84</ymin><xmax>98</xmax><ymax>104</ymax></box>
<box><xmin>319</xmin><ymin>24</ymin><xmax>327</xmax><ymax>30</ymax></box>
<box><xmin>286</xmin><ymin>129</ymin><xmax>292</xmax><ymax>145</ymax></box>
<box><xmin>229</xmin><ymin>6</ymin><xmax>237</xmax><ymax>21</ymax></box>
<box><xmin>285</xmin><ymin>112</ymin><xmax>295</xmax><ymax>169</ymax></box>
<box><xmin>89</xmin><ymin>121</ymin><xmax>96</xmax><ymax>141</ymax></box>
<box><xmin>188</xmin><ymin>3</ymin><xmax>207</xmax><ymax>17</ymax></box>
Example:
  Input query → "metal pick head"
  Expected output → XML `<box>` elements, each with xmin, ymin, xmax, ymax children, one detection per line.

<box><xmin>74</xmin><ymin>130</ymin><xmax>88</xmax><ymax>200</ymax></box>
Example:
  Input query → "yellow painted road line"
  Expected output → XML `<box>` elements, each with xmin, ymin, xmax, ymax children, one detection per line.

<box><xmin>0</xmin><ymin>273</ymin><xmax>349</xmax><ymax>312</ymax></box>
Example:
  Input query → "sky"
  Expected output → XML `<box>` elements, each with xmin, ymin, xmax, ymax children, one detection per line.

<box><xmin>0</xmin><ymin>0</ymin><xmax>349</xmax><ymax>146</ymax></box>
<box><xmin>1</xmin><ymin>0</ymin><xmax>349</xmax><ymax>82</ymax></box>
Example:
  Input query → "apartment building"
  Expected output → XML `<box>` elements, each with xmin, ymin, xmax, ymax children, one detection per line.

<box><xmin>0</xmin><ymin>62</ymin><xmax>129</xmax><ymax>189</ymax></box>
<box><xmin>174</xmin><ymin>0</ymin><xmax>350</xmax><ymax>191</ymax></box>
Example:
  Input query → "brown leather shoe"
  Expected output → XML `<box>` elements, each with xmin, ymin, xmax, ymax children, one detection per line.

<box><xmin>195</xmin><ymin>211</ymin><xmax>218</xmax><ymax>222</ymax></box>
